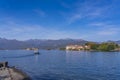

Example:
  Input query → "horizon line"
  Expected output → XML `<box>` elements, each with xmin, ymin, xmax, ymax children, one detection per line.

<box><xmin>0</xmin><ymin>37</ymin><xmax>119</xmax><ymax>42</ymax></box>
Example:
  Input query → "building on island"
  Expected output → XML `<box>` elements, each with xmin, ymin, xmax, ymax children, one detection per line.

<box><xmin>66</xmin><ymin>45</ymin><xmax>90</xmax><ymax>51</ymax></box>
<box><xmin>25</xmin><ymin>48</ymin><xmax>39</xmax><ymax>50</ymax></box>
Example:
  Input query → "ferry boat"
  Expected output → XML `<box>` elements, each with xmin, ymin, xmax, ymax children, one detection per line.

<box><xmin>34</xmin><ymin>48</ymin><xmax>40</xmax><ymax>55</ymax></box>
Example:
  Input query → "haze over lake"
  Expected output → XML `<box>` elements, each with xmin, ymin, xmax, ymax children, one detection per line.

<box><xmin>0</xmin><ymin>50</ymin><xmax>120</xmax><ymax>80</ymax></box>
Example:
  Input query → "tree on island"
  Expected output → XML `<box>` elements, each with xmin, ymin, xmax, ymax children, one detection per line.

<box><xmin>85</xmin><ymin>42</ymin><xmax>119</xmax><ymax>51</ymax></box>
<box><xmin>85</xmin><ymin>42</ymin><xmax>99</xmax><ymax>50</ymax></box>
<box><xmin>98</xmin><ymin>42</ymin><xmax>119</xmax><ymax>51</ymax></box>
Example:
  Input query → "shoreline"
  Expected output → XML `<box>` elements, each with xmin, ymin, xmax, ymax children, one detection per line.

<box><xmin>0</xmin><ymin>67</ymin><xmax>31</xmax><ymax>80</ymax></box>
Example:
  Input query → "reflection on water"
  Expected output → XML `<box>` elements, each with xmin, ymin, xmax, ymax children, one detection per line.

<box><xmin>2</xmin><ymin>54</ymin><xmax>35</xmax><ymax>58</ymax></box>
<box><xmin>0</xmin><ymin>50</ymin><xmax>120</xmax><ymax>80</ymax></box>
<box><xmin>35</xmin><ymin>55</ymin><xmax>39</xmax><ymax>63</ymax></box>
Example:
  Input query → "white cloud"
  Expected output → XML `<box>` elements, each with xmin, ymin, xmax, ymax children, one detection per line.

<box><xmin>0</xmin><ymin>21</ymin><xmax>84</xmax><ymax>40</ymax></box>
<box><xmin>88</xmin><ymin>22</ymin><xmax>120</xmax><ymax>36</ymax></box>
<box><xmin>89</xmin><ymin>22</ymin><xmax>105</xmax><ymax>26</ymax></box>
<box><xmin>60</xmin><ymin>0</ymin><xmax>111</xmax><ymax>24</ymax></box>
<box><xmin>97</xmin><ymin>27</ymin><xmax>119</xmax><ymax>36</ymax></box>
<box><xmin>97</xmin><ymin>30</ymin><xmax>117</xmax><ymax>35</ymax></box>
<box><xmin>34</xmin><ymin>9</ymin><xmax>46</xmax><ymax>17</ymax></box>
<box><xmin>60</xmin><ymin>1</ymin><xmax>71</xmax><ymax>9</ymax></box>
<box><xmin>68</xmin><ymin>14</ymin><xmax>82</xmax><ymax>24</ymax></box>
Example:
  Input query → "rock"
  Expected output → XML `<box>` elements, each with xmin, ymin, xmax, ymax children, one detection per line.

<box><xmin>0</xmin><ymin>67</ymin><xmax>31</xmax><ymax>80</ymax></box>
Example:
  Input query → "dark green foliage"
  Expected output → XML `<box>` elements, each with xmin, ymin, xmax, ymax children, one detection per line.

<box><xmin>98</xmin><ymin>42</ymin><xmax>118</xmax><ymax>51</ymax></box>
<box><xmin>85</xmin><ymin>42</ymin><xmax>99</xmax><ymax>50</ymax></box>
<box><xmin>86</xmin><ymin>42</ymin><xmax>119</xmax><ymax>51</ymax></box>
<box><xmin>59</xmin><ymin>47</ymin><xmax>66</xmax><ymax>50</ymax></box>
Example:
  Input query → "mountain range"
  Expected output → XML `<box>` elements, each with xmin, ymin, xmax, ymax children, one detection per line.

<box><xmin>0</xmin><ymin>38</ymin><xmax>119</xmax><ymax>50</ymax></box>
<box><xmin>0</xmin><ymin>38</ymin><xmax>88</xmax><ymax>50</ymax></box>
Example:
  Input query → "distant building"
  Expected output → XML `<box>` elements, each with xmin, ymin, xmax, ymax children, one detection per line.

<box><xmin>114</xmin><ymin>48</ymin><xmax>120</xmax><ymax>51</ymax></box>
<box><xmin>25</xmin><ymin>48</ymin><xmax>39</xmax><ymax>50</ymax></box>
<box><xmin>84</xmin><ymin>45</ymin><xmax>91</xmax><ymax>50</ymax></box>
<box><xmin>66</xmin><ymin>45</ymin><xmax>90</xmax><ymax>51</ymax></box>
<box><xmin>26</xmin><ymin>48</ymin><xmax>31</xmax><ymax>50</ymax></box>
<box><xmin>66</xmin><ymin>45</ymin><xmax>83</xmax><ymax>50</ymax></box>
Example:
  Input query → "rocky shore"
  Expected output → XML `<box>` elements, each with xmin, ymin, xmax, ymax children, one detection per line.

<box><xmin>0</xmin><ymin>67</ymin><xmax>31</xmax><ymax>80</ymax></box>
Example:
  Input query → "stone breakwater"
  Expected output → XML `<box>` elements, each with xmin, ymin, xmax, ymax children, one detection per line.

<box><xmin>0</xmin><ymin>67</ymin><xmax>31</xmax><ymax>80</ymax></box>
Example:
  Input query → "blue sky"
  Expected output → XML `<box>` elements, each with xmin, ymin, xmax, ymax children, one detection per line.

<box><xmin>0</xmin><ymin>0</ymin><xmax>120</xmax><ymax>41</ymax></box>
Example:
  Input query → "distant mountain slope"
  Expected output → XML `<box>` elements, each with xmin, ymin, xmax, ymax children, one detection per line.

<box><xmin>0</xmin><ymin>38</ymin><xmax>30</xmax><ymax>49</ymax></box>
<box><xmin>115</xmin><ymin>41</ymin><xmax>120</xmax><ymax>44</ymax></box>
<box><xmin>0</xmin><ymin>38</ymin><xmax>88</xmax><ymax>49</ymax></box>
<box><xmin>106</xmin><ymin>40</ymin><xmax>120</xmax><ymax>44</ymax></box>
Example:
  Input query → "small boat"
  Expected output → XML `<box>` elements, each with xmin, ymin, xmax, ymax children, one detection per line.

<box><xmin>34</xmin><ymin>51</ymin><xmax>40</xmax><ymax>54</ymax></box>
<box><xmin>34</xmin><ymin>49</ymin><xmax>40</xmax><ymax>55</ymax></box>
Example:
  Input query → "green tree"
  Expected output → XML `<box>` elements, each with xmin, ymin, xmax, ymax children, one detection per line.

<box><xmin>85</xmin><ymin>42</ymin><xmax>99</xmax><ymax>50</ymax></box>
<box><xmin>98</xmin><ymin>42</ymin><xmax>118</xmax><ymax>51</ymax></box>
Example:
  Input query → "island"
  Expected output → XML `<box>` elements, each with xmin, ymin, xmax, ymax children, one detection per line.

<box><xmin>65</xmin><ymin>42</ymin><xmax>120</xmax><ymax>52</ymax></box>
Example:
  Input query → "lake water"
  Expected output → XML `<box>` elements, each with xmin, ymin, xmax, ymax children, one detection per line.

<box><xmin>0</xmin><ymin>50</ymin><xmax>120</xmax><ymax>80</ymax></box>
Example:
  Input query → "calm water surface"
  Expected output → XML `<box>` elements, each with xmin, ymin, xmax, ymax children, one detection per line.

<box><xmin>0</xmin><ymin>50</ymin><xmax>120</xmax><ymax>80</ymax></box>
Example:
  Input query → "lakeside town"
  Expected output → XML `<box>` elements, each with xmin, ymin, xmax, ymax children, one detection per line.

<box><xmin>25</xmin><ymin>42</ymin><xmax>120</xmax><ymax>52</ymax></box>
<box><xmin>65</xmin><ymin>42</ymin><xmax>120</xmax><ymax>51</ymax></box>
